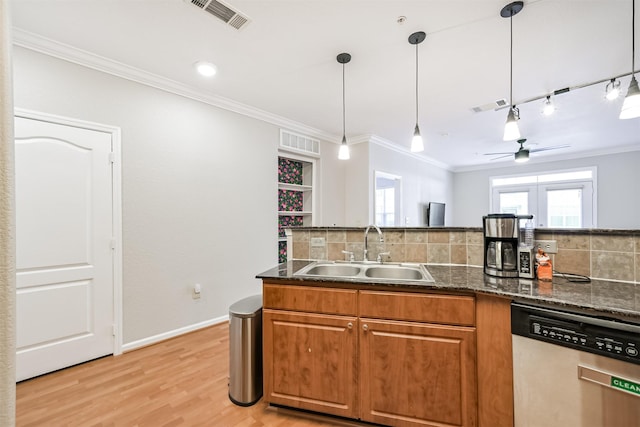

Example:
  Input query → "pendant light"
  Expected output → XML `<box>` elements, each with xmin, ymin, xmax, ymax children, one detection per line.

<box><xmin>501</xmin><ymin>1</ymin><xmax>524</xmax><ymax>141</ymax></box>
<box><xmin>337</xmin><ymin>53</ymin><xmax>351</xmax><ymax>160</ymax></box>
<box><xmin>620</xmin><ymin>0</ymin><xmax>640</xmax><ymax>119</ymax></box>
<box><xmin>409</xmin><ymin>31</ymin><xmax>426</xmax><ymax>153</ymax></box>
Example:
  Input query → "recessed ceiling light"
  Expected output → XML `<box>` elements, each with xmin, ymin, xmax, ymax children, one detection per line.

<box><xmin>194</xmin><ymin>61</ymin><xmax>217</xmax><ymax>77</ymax></box>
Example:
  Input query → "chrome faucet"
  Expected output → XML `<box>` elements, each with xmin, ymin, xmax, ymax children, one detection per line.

<box><xmin>364</xmin><ymin>224</ymin><xmax>384</xmax><ymax>262</ymax></box>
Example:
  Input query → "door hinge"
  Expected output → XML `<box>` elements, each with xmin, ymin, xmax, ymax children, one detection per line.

<box><xmin>110</xmin><ymin>238</ymin><xmax>116</xmax><ymax>249</ymax></box>
<box><xmin>112</xmin><ymin>324</ymin><xmax>117</xmax><ymax>337</ymax></box>
<box><xmin>109</xmin><ymin>152</ymin><xmax>115</xmax><ymax>164</ymax></box>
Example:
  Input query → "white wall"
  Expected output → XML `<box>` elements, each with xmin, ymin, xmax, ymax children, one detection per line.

<box><xmin>12</xmin><ymin>47</ymin><xmax>283</xmax><ymax>345</ymax></box>
<box><xmin>344</xmin><ymin>142</ymin><xmax>370</xmax><ymax>226</ymax></box>
<box><xmin>316</xmin><ymin>141</ymin><xmax>346</xmax><ymax>226</ymax></box>
<box><xmin>370</xmin><ymin>142</ymin><xmax>453</xmax><ymax>227</ymax></box>
<box><xmin>1</xmin><ymin>2</ymin><xmax>16</xmax><ymax>423</ymax></box>
<box><xmin>452</xmin><ymin>151</ymin><xmax>640</xmax><ymax>228</ymax></box>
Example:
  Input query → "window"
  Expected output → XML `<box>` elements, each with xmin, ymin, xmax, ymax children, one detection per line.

<box><xmin>491</xmin><ymin>168</ymin><xmax>596</xmax><ymax>228</ymax></box>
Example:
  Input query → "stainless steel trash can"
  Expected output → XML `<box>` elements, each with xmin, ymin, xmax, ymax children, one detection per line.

<box><xmin>228</xmin><ymin>294</ymin><xmax>263</xmax><ymax>406</ymax></box>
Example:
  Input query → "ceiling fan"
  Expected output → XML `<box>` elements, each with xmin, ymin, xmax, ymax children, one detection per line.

<box><xmin>484</xmin><ymin>139</ymin><xmax>570</xmax><ymax>163</ymax></box>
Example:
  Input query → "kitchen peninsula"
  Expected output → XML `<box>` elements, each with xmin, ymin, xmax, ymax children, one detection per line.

<box><xmin>256</xmin><ymin>226</ymin><xmax>640</xmax><ymax>427</ymax></box>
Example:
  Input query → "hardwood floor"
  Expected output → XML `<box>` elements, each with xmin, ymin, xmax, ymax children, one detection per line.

<box><xmin>16</xmin><ymin>323</ymin><xmax>370</xmax><ymax>427</ymax></box>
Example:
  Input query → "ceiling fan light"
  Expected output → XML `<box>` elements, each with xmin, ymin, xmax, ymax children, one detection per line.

<box><xmin>411</xmin><ymin>124</ymin><xmax>425</xmax><ymax>152</ymax></box>
<box><xmin>338</xmin><ymin>136</ymin><xmax>350</xmax><ymax>160</ymax></box>
<box><xmin>620</xmin><ymin>76</ymin><xmax>640</xmax><ymax>119</ymax></box>
<box><xmin>503</xmin><ymin>108</ymin><xmax>521</xmax><ymax>141</ymax></box>
<box><xmin>514</xmin><ymin>149</ymin><xmax>529</xmax><ymax>163</ymax></box>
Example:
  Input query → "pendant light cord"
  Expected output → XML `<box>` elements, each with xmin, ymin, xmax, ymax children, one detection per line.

<box><xmin>415</xmin><ymin>42</ymin><xmax>419</xmax><ymax>123</ymax></box>
<box><xmin>509</xmin><ymin>11</ymin><xmax>514</xmax><ymax>108</ymax></box>
<box><xmin>342</xmin><ymin>62</ymin><xmax>346</xmax><ymax>138</ymax></box>
<box><xmin>633</xmin><ymin>0</ymin><xmax>636</xmax><ymax>74</ymax></box>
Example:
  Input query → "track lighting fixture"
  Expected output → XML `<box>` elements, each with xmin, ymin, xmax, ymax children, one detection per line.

<box><xmin>542</xmin><ymin>96</ymin><xmax>555</xmax><ymax>116</ymax></box>
<box><xmin>501</xmin><ymin>1</ymin><xmax>524</xmax><ymax>141</ymax></box>
<box><xmin>605</xmin><ymin>78</ymin><xmax>621</xmax><ymax>100</ymax></box>
<box><xmin>620</xmin><ymin>0</ymin><xmax>640</xmax><ymax>119</ymax></box>
<box><xmin>337</xmin><ymin>53</ymin><xmax>351</xmax><ymax>160</ymax></box>
<box><xmin>409</xmin><ymin>31</ymin><xmax>426</xmax><ymax>153</ymax></box>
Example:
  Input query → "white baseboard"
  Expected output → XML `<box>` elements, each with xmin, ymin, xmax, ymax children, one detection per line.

<box><xmin>121</xmin><ymin>315</ymin><xmax>229</xmax><ymax>353</ymax></box>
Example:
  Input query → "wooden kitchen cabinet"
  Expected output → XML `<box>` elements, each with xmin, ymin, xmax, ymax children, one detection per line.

<box><xmin>262</xmin><ymin>284</ymin><xmax>359</xmax><ymax>419</ymax></box>
<box><xmin>359</xmin><ymin>319</ymin><xmax>477</xmax><ymax>427</ymax></box>
<box><xmin>263</xmin><ymin>282</ymin><xmax>480</xmax><ymax>426</ymax></box>
<box><xmin>262</xmin><ymin>281</ymin><xmax>514</xmax><ymax>427</ymax></box>
<box><xmin>359</xmin><ymin>290</ymin><xmax>477</xmax><ymax>427</ymax></box>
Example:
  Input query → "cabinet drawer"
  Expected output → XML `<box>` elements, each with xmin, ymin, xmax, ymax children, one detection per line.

<box><xmin>263</xmin><ymin>283</ymin><xmax>358</xmax><ymax>316</ymax></box>
<box><xmin>359</xmin><ymin>290</ymin><xmax>475</xmax><ymax>326</ymax></box>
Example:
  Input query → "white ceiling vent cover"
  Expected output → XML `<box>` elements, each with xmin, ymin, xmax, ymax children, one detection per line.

<box><xmin>471</xmin><ymin>98</ymin><xmax>509</xmax><ymax>113</ymax></box>
<box><xmin>280</xmin><ymin>130</ymin><xmax>320</xmax><ymax>156</ymax></box>
<box><xmin>188</xmin><ymin>0</ymin><xmax>251</xmax><ymax>30</ymax></box>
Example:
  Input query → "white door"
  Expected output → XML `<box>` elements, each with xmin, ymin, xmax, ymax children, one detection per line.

<box><xmin>15</xmin><ymin>115</ymin><xmax>115</xmax><ymax>381</ymax></box>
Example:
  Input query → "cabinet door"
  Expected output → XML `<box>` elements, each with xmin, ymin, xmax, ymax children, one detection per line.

<box><xmin>263</xmin><ymin>309</ymin><xmax>358</xmax><ymax>419</ymax></box>
<box><xmin>360</xmin><ymin>319</ymin><xmax>477</xmax><ymax>427</ymax></box>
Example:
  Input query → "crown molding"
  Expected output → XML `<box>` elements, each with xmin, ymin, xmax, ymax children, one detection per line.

<box><xmin>366</xmin><ymin>134</ymin><xmax>452</xmax><ymax>171</ymax></box>
<box><xmin>11</xmin><ymin>28</ymin><xmax>336</xmax><ymax>142</ymax></box>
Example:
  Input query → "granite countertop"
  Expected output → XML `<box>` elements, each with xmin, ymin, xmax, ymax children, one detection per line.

<box><xmin>257</xmin><ymin>260</ymin><xmax>640</xmax><ymax>323</ymax></box>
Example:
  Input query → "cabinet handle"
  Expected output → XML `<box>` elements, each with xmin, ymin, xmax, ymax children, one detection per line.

<box><xmin>347</xmin><ymin>322</ymin><xmax>353</xmax><ymax>329</ymax></box>
<box><xmin>363</xmin><ymin>324</ymin><xmax>369</xmax><ymax>331</ymax></box>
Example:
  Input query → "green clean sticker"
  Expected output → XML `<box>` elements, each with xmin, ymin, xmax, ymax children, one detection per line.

<box><xmin>611</xmin><ymin>376</ymin><xmax>640</xmax><ymax>396</ymax></box>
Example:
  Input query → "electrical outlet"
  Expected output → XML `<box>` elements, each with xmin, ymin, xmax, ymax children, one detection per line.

<box><xmin>535</xmin><ymin>240</ymin><xmax>558</xmax><ymax>254</ymax></box>
<box><xmin>310</xmin><ymin>237</ymin><xmax>325</xmax><ymax>247</ymax></box>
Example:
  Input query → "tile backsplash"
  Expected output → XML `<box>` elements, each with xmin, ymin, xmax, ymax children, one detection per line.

<box><xmin>287</xmin><ymin>227</ymin><xmax>640</xmax><ymax>283</ymax></box>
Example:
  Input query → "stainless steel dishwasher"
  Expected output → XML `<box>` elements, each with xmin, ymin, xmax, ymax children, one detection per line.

<box><xmin>511</xmin><ymin>302</ymin><xmax>640</xmax><ymax>427</ymax></box>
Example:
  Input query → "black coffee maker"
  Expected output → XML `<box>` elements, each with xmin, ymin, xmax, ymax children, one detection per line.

<box><xmin>483</xmin><ymin>214</ymin><xmax>519</xmax><ymax>278</ymax></box>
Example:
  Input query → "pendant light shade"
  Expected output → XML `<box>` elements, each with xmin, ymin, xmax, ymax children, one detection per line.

<box><xmin>411</xmin><ymin>124</ymin><xmax>424</xmax><ymax>153</ymax></box>
<box><xmin>501</xmin><ymin>1</ymin><xmax>524</xmax><ymax>140</ymax></box>
<box><xmin>504</xmin><ymin>107</ymin><xmax>521</xmax><ymax>140</ymax></box>
<box><xmin>620</xmin><ymin>0</ymin><xmax>640</xmax><ymax>119</ymax></box>
<box><xmin>337</xmin><ymin>53</ymin><xmax>352</xmax><ymax>160</ymax></box>
<box><xmin>338</xmin><ymin>135</ymin><xmax>350</xmax><ymax>160</ymax></box>
<box><xmin>409</xmin><ymin>31</ymin><xmax>426</xmax><ymax>153</ymax></box>
<box><xmin>620</xmin><ymin>76</ymin><xmax>640</xmax><ymax>118</ymax></box>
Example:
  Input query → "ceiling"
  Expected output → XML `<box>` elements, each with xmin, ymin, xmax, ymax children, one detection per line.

<box><xmin>9</xmin><ymin>0</ymin><xmax>640</xmax><ymax>170</ymax></box>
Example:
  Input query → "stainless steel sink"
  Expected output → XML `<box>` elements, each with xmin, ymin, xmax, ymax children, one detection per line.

<box><xmin>304</xmin><ymin>264</ymin><xmax>362</xmax><ymax>277</ymax></box>
<box><xmin>293</xmin><ymin>261</ymin><xmax>434</xmax><ymax>283</ymax></box>
<box><xmin>364</xmin><ymin>266</ymin><xmax>424</xmax><ymax>280</ymax></box>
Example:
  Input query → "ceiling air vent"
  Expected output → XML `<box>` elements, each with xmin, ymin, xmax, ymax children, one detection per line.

<box><xmin>188</xmin><ymin>0</ymin><xmax>251</xmax><ymax>30</ymax></box>
<box><xmin>471</xmin><ymin>98</ymin><xmax>509</xmax><ymax>113</ymax></box>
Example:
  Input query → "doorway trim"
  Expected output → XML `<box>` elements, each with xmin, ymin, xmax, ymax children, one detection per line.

<box><xmin>15</xmin><ymin>107</ymin><xmax>123</xmax><ymax>356</ymax></box>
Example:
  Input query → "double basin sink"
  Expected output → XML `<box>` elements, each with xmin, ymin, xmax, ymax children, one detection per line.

<box><xmin>294</xmin><ymin>261</ymin><xmax>434</xmax><ymax>283</ymax></box>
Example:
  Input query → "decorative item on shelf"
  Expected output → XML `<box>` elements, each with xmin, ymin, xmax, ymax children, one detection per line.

<box><xmin>278</xmin><ymin>157</ymin><xmax>303</xmax><ymax>185</ymax></box>
<box><xmin>620</xmin><ymin>0</ymin><xmax>640</xmax><ymax>119</ymax></box>
<box><xmin>501</xmin><ymin>1</ymin><xmax>524</xmax><ymax>141</ymax></box>
<box><xmin>408</xmin><ymin>31</ymin><xmax>426</xmax><ymax>153</ymax></box>
<box><xmin>337</xmin><ymin>52</ymin><xmax>351</xmax><ymax>160</ymax></box>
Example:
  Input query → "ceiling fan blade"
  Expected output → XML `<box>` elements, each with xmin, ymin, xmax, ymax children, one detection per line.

<box><xmin>483</xmin><ymin>152</ymin><xmax>513</xmax><ymax>156</ymax></box>
<box><xmin>529</xmin><ymin>144</ymin><xmax>570</xmax><ymax>153</ymax></box>
<box><xmin>490</xmin><ymin>154</ymin><xmax>513</xmax><ymax>161</ymax></box>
